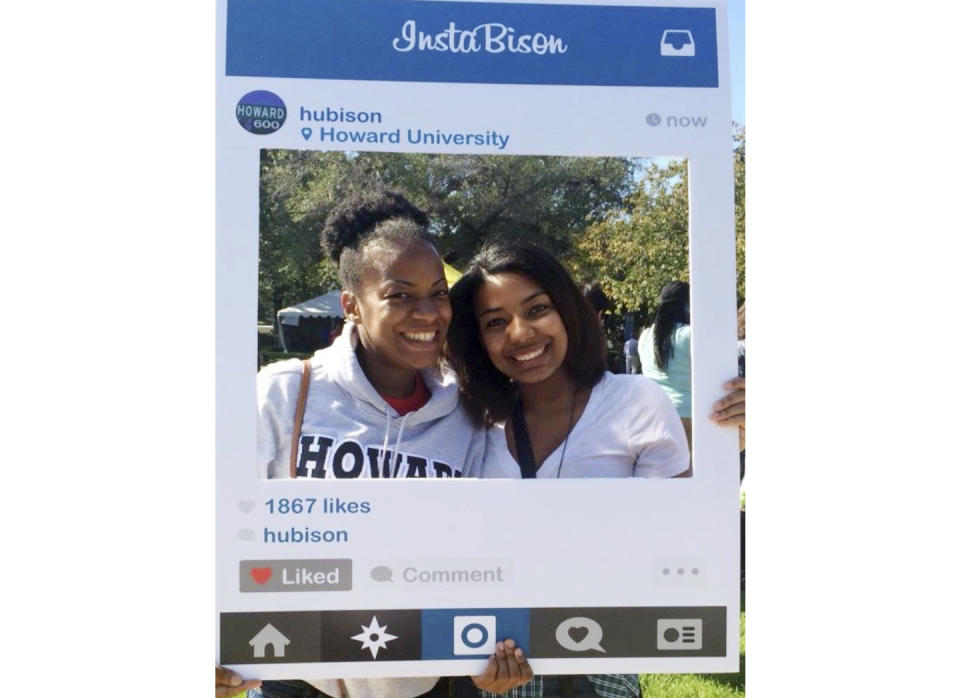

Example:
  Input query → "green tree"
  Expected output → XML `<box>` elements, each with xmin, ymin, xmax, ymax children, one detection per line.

<box><xmin>340</xmin><ymin>152</ymin><xmax>634</xmax><ymax>262</ymax></box>
<box><xmin>417</xmin><ymin>154</ymin><xmax>634</xmax><ymax>262</ymax></box>
<box><xmin>568</xmin><ymin>159</ymin><xmax>690</xmax><ymax>317</ymax></box>
<box><xmin>568</xmin><ymin>125</ymin><xmax>746</xmax><ymax>317</ymax></box>
<box><xmin>258</xmin><ymin>151</ymin><xmax>636</xmax><ymax>322</ymax></box>
<box><xmin>259</xmin><ymin>150</ymin><xmax>375</xmax><ymax>324</ymax></box>
<box><xmin>733</xmin><ymin>124</ymin><xmax>745</xmax><ymax>305</ymax></box>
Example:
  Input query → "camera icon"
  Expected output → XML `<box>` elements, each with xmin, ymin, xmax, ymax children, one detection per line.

<box><xmin>453</xmin><ymin>615</ymin><xmax>496</xmax><ymax>655</ymax></box>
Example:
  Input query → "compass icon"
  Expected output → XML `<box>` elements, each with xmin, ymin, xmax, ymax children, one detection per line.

<box><xmin>351</xmin><ymin>615</ymin><xmax>399</xmax><ymax>659</ymax></box>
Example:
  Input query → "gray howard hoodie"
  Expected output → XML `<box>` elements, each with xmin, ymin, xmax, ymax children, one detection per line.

<box><xmin>257</xmin><ymin>324</ymin><xmax>485</xmax><ymax>480</ymax></box>
<box><xmin>256</xmin><ymin>328</ymin><xmax>483</xmax><ymax>696</ymax></box>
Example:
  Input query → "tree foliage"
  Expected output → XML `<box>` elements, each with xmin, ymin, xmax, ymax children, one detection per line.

<box><xmin>258</xmin><ymin>149</ymin><xmax>346</xmax><ymax>323</ymax></box>
<box><xmin>566</xmin><ymin>159</ymin><xmax>689</xmax><ymax>317</ymax></box>
<box><xmin>733</xmin><ymin>124</ymin><xmax>746</xmax><ymax>304</ymax></box>
<box><xmin>566</xmin><ymin>124</ymin><xmax>746</xmax><ymax>318</ymax></box>
<box><xmin>418</xmin><ymin>154</ymin><xmax>633</xmax><ymax>262</ymax></box>
<box><xmin>258</xmin><ymin>151</ymin><xmax>634</xmax><ymax>323</ymax></box>
<box><xmin>258</xmin><ymin>131</ymin><xmax>745</xmax><ymax>326</ymax></box>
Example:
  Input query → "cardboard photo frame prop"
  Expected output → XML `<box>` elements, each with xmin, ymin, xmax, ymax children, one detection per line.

<box><xmin>217</xmin><ymin>0</ymin><xmax>739</xmax><ymax>679</ymax></box>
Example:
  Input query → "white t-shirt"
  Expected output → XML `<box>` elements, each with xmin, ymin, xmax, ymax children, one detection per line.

<box><xmin>480</xmin><ymin>372</ymin><xmax>690</xmax><ymax>479</ymax></box>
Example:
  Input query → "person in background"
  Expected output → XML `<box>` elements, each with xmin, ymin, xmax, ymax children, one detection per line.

<box><xmin>623</xmin><ymin>328</ymin><xmax>640</xmax><ymax>375</ymax></box>
<box><xmin>582</xmin><ymin>282</ymin><xmax>617</xmax><ymax>371</ymax></box>
<box><xmin>582</xmin><ymin>282</ymin><xmax>610</xmax><ymax>323</ymax></box>
<box><xmin>328</xmin><ymin>316</ymin><xmax>344</xmax><ymax>346</ymax></box>
<box><xmin>638</xmin><ymin>281</ymin><xmax>692</xmax><ymax>448</ymax></box>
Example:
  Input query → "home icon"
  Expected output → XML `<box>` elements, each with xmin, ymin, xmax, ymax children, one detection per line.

<box><xmin>249</xmin><ymin>623</ymin><xmax>291</xmax><ymax>658</ymax></box>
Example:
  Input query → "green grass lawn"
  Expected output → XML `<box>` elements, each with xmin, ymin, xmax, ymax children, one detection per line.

<box><xmin>639</xmin><ymin>597</ymin><xmax>745</xmax><ymax>698</ymax></box>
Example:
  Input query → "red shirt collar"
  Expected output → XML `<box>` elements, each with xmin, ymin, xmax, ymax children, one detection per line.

<box><xmin>380</xmin><ymin>372</ymin><xmax>431</xmax><ymax>416</ymax></box>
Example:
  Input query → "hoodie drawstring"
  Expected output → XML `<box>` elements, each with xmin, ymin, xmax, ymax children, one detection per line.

<box><xmin>393</xmin><ymin>414</ymin><xmax>409</xmax><ymax>475</ymax></box>
<box><xmin>380</xmin><ymin>409</ymin><xmax>411</xmax><ymax>477</ymax></box>
<box><xmin>380</xmin><ymin>411</ymin><xmax>392</xmax><ymax>476</ymax></box>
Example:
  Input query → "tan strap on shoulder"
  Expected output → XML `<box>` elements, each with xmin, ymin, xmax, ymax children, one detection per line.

<box><xmin>289</xmin><ymin>358</ymin><xmax>312</xmax><ymax>478</ymax></box>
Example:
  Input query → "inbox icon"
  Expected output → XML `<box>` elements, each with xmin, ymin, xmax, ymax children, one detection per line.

<box><xmin>453</xmin><ymin>615</ymin><xmax>496</xmax><ymax>655</ymax></box>
<box><xmin>660</xmin><ymin>30</ymin><xmax>695</xmax><ymax>57</ymax></box>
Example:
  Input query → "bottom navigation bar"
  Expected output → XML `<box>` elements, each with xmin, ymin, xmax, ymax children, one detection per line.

<box><xmin>220</xmin><ymin>606</ymin><xmax>725</xmax><ymax>664</ymax></box>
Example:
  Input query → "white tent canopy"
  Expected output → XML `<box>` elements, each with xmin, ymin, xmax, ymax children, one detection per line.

<box><xmin>277</xmin><ymin>290</ymin><xmax>344</xmax><ymax>325</ymax></box>
<box><xmin>276</xmin><ymin>290</ymin><xmax>344</xmax><ymax>352</ymax></box>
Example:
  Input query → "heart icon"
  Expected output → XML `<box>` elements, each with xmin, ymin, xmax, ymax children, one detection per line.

<box><xmin>568</xmin><ymin>626</ymin><xmax>589</xmax><ymax>643</ymax></box>
<box><xmin>250</xmin><ymin>567</ymin><xmax>272</xmax><ymax>585</ymax></box>
<box><xmin>238</xmin><ymin>500</ymin><xmax>256</xmax><ymax>514</ymax></box>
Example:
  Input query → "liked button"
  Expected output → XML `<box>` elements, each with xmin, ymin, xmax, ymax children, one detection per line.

<box><xmin>239</xmin><ymin>559</ymin><xmax>353</xmax><ymax>592</ymax></box>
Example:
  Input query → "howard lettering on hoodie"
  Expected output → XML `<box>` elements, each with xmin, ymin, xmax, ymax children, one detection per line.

<box><xmin>297</xmin><ymin>434</ymin><xmax>462</xmax><ymax>478</ymax></box>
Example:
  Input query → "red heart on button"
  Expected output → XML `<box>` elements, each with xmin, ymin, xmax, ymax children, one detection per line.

<box><xmin>250</xmin><ymin>567</ymin><xmax>272</xmax><ymax>584</ymax></box>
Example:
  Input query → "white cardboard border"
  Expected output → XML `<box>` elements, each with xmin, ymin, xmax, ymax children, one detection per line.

<box><xmin>216</xmin><ymin>0</ymin><xmax>739</xmax><ymax>679</ymax></box>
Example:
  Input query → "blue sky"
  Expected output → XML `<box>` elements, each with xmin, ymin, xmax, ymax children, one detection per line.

<box><xmin>728</xmin><ymin>0</ymin><xmax>745</xmax><ymax>125</ymax></box>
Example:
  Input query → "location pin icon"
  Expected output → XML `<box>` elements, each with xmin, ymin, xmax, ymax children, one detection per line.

<box><xmin>301</xmin><ymin>127</ymin><xmax>312</xmax><ymax>141</ymax></box>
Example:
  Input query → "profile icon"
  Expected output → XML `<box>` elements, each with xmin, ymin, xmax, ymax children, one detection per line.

<box><xmin>236</xmin><ymin>90</ymin><xmax>287</xmax><ymax>134</ymax></box>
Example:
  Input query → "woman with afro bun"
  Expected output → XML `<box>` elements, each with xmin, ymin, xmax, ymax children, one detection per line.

<box><xmin>218</xmin><ymin>189</ymin><xmax>532</xmax><ymax>698</ymax></box>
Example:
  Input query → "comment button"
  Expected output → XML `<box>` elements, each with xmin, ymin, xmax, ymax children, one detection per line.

<box><xmin>368</xmin><ymin>559</ymin><xmax>511</xmax><ymax>586</ymax></box>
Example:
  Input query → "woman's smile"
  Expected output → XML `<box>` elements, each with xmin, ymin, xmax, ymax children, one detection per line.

<box><xmin>511</xmin><ymin>343</ymin><xmax>547</xmax><ymax>362</ymax></box>
<box><xmin>401</xmin><ymin>330</ymin><xmax>440</xmax><ymax>343</ymax></box>
<box><xmin>398</xmin><ymin>327</ymin><xmax>444</xmax><ymax>352</ymax></box>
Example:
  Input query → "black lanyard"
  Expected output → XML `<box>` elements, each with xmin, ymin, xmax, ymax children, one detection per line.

<box><xmin>511</xmin><ymin>399</ymin><xmax>540</xmax><ymax>479</ymax></box>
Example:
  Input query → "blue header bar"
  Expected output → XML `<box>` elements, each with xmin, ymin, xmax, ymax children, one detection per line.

<box><xmin>225</xmin><ymin>0</ymin><xmax>718</xmax><ymax>88</ymax></box>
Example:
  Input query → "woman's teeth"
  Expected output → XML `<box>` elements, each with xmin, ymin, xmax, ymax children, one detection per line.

<box><xmin>403</xmin><ymin>331</ymin><xmax>436</xmax><ymax>343</ymax></box>
<box><xmin>514</xmin><ymin>345</ymin><xmax>546</xmax><ymax>362</ymax></box>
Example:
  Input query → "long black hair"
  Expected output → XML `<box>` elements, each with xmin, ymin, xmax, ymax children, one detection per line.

<box><xmin>447</xmin><ymin>239</ymin><xmax>607</xmax><ymax>427</ymax></box>
<box><xmin>321</xmin><ymin>188</ymin><xmax>435</xmax><ymax>291</ymax></box>
<box><xmin>652</xmin><ymin>281</ymin><xmax>690</xmax><ymax>370</ymax></box>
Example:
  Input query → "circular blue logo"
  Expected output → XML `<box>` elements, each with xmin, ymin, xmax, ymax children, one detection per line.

<box><xmin>236</xmin><ymin>90</ymin><xmax>287</xmax><ymax>135</ymax></box>
<box><xmin>461</xmin><ymin>622</ymin><xmax>489</xmax><ymax>649</ymax></box>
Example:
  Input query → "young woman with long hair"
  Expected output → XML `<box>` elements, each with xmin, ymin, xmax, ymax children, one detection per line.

<box><xmin>446</xmin><ymin>240</ymin><xmax>758</xmax><ymax>698</ymax></box>
<box><xmin>446</xmin><ymin>239</ymin><xmax>690</xmax><ymax>698</ymax></box>
<box><xmin>448</xmin><ymin>239</ymin><xmax>690</xmax><ymax>481</ymax></box>
<box><xmin>638</xmin><ymin>281</ymin><xmax>692</xmax><ymax>445</ymax></box>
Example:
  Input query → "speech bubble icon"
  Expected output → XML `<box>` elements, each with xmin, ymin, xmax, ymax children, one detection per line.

<box><xmin>370</xmin><ymin>565</ymin><xmax>393</xmax><ymax>582</ymax></box>
<box><xmin>555</xmin><ymin>617</ymin><xmax>605</xmax><ymax>653</ymax></box>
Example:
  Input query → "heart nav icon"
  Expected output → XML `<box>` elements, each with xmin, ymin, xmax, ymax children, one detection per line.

<box><xmin>250</xmin><ymin>567</ymin><xmax>272</xmax><ymax>585</ymax></box>
<box><xmin>555</xmin><ymin>617</ymin><xmax>606</xmax><ymax>653</ymax></box>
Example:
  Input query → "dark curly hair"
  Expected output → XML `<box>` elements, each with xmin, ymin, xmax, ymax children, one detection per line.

<box><xmin>447</xmin><ymin>239</ymin><xmax>606</xmax><ymax>427</ymax></box>
<box><xmin>582</xmin><ymin>282</ymin><xmax>610</xmax><ymax>315</ymax></box>
<box><xmin>321</xmin><ymin>188</ymin><xmax>435</xmax><ymax>290</ymax></box>
<box><xmin>652</xmin><ymin>281</ymin><xmax>690</xmax><ymax>370</ymax></box>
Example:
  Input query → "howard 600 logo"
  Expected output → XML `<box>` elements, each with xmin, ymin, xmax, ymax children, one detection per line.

<box><xmin>236</xmin><ymin>90</ymin><xmax>287</xmax><ymax>135</ymax></box>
